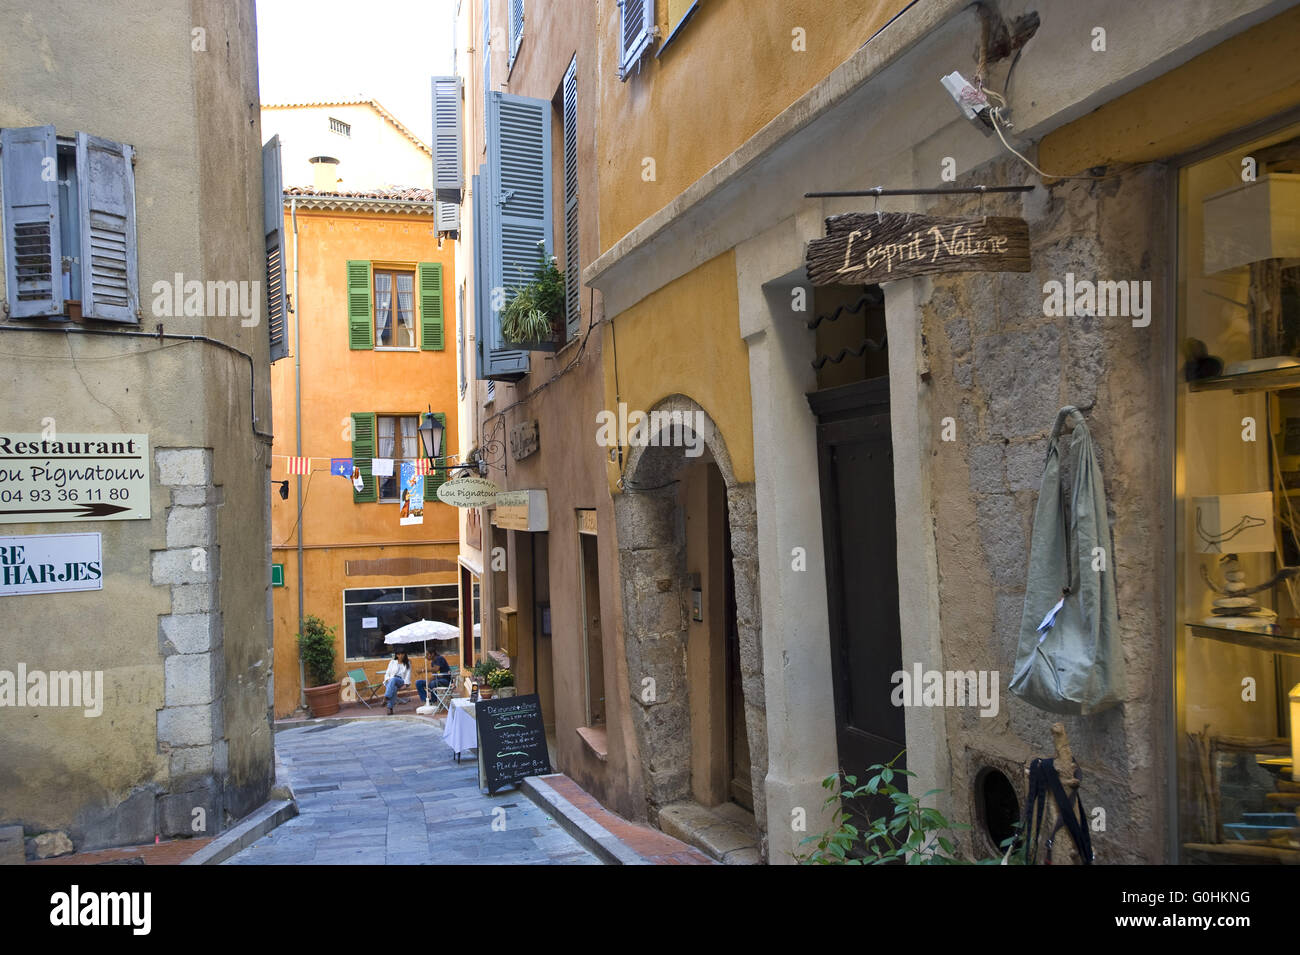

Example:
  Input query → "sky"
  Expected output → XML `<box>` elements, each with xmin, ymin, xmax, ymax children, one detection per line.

<box><xmin>256</xmin><ymin>0</ymin><xmax>458</xmax><ymax>145</ymax></box>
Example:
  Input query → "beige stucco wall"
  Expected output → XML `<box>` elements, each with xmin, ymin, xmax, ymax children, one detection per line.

<box><xmin>0</xmin><ymin>0</ymin><xmax>272</xmax><ymax>847</ymax></box>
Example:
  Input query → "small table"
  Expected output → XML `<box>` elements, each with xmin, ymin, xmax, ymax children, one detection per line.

<box><xmin>443</xmin><ymin>697</ymin><xmax>477</xmax><ymax>762</ymax></box>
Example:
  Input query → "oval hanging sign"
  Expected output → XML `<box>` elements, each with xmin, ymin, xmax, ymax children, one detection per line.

<box><xmin>436</xmin><ymin>476</ymin><xmax>501</xmax><ymax>508</ymax></box>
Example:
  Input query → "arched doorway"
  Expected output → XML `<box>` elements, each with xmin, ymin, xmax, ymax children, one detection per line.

<box><xmin>613</xmin><ymin>396</ymin><xmax>767</xmax><ymax>852</ymax></box>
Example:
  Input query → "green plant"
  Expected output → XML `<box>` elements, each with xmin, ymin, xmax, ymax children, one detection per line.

<box><xmin>296</xmin><ymin>615</ymin><xmax>338</xmax><ymax>688</ymax></box>
<box><xmin>797</xmin><ymin>752</ymin><xmax>972</xmax><ymax>865</ymax></box>
<box><xmin>486</xmin><ymin>667</ymin><xmax>515</xmax><ymax>689</ymax></box>
<box><xmin>500</xmin><ymin>243</ymin><xmax>564</xmax><ymax>345</ymax></box>
<box><xmin>471</xmin><ymin>657</ymin><xmax>501</xmax><ymax>683</ymax></box>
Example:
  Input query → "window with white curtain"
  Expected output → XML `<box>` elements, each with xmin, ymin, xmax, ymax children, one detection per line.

<box><xmin>377</xmin><ymin>414</ymin><xmax>419</xmax><ymax>501</ymax></box>
<box><xmin>373</xmin><ymin>268</ymin><xmax>416</xmax><ymax>347</ymax></box>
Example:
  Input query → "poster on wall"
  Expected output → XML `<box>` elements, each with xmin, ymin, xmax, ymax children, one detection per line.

<box><xmin>398</xmin><ymin>461</ymin><xmax>424</xmax><ymax>526</ymax></box>
<box><xmin>1192</xmin><ymin>491</ymin><xmax>1274</xmax><ymax>553</ymax></box>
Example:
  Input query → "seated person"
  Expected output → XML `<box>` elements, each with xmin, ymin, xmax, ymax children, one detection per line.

<box><xmin>416</xmin><ymin>649</ymin><xmax>452</xmax><ymax>704</ymax></box>
<box><xmin>383</xmin><ymin>652</ymin><xmax>411</xmax><ymax>714</ymax></box>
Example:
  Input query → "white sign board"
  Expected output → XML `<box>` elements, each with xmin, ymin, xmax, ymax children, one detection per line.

<box><xmin>362</xmin><ymin>616</ymin><xmax>379</xmax><ymax>629</ymax></box>
<box><xmin>0</xmin><ymin>433</ymin><xmax>150</xmax><ymax>524</ymax></box>
<box><xmin>0</xmin><ymin>533</ymin><xmax>103</xmax><ymax>596</ymax></box>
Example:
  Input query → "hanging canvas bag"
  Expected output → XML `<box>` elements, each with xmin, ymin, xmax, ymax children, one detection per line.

<box><xmin>1010</xmin><ymin>406</ymin><xmax>1125</xmax><ymax>714</ymax></box>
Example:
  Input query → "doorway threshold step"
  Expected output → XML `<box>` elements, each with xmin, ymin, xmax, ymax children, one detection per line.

<box><xmin>658</xmin><ymin>802</ymin><xmax>761</xmax><ymax>864</ymax></box>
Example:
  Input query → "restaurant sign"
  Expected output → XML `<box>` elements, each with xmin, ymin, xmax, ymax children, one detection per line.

<box><xmin>436</xmin><ymin>476</ymin><xmax>501</xmax><ymax>508</ymax></box>
<box><xmin>0</xmin><ymin>433</ymin><xmax>150</xmax><ymax>524</ymax></box>
<box><xmin>805</xmin><ymin>213</ymin><xmax>1030</xmax><ymax>286</ymax></box>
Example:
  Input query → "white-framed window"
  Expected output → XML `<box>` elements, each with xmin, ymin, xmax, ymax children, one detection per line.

<box><xmin>618</xmin><ymin>0</ymin><xmax>656</xmax><ymax>80</ymax></box>
<box><xmin>344</xmin><ymin>584</ymin><xmax>459</xmax><ymax>659</ymax></box>
<box><xmin>329</xmin><ymin>117</ymin><xmax>352</xmax><ymax>137</ymax></box>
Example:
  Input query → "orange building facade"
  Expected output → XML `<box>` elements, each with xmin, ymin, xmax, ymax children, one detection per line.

<box><xmin>269</xmin><ymin>189</ymin><xmax>459</xmax><ymax>717</ymax></box>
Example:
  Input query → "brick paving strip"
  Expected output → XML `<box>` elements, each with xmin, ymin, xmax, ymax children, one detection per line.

<box><xmin>31</xmin><ymin>838</ymin><xmax>214</xmax><ymax>866</ymax></box>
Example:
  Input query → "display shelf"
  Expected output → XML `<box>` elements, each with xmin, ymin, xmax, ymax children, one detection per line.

<box><xmin>1188</xmin><ymin>365</ymin><xmax>1300</xmax><ymax>393</ymax></box>
<box><xmin>1188</xmin><ymin>622</ymin><xmax>1300</xmax><ymax>657</ymax></box>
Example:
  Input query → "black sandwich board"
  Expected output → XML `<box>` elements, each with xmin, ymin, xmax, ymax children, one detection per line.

<box><xmin>475</xmin><ymin>693</ymin><xmax>552</xmax><ymax>794</ymax></box>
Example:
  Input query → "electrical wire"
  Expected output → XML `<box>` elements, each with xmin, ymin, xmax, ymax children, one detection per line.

<box><xmin>276</xmin><ymin>467</ymin><xmax>317</xmax><ymax>547</ymax></box>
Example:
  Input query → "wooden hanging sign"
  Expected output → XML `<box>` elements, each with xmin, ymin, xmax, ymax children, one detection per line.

<box><xmin>805</xmin><ymin>212</ymin><xmax>1030</xmax><ymax>286</ymax></box>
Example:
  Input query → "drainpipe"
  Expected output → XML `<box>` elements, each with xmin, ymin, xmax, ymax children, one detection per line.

<box><xmin>292</xmin><ymin>197</ymin><xmax>306</xmax><ymax>710</ymax></box>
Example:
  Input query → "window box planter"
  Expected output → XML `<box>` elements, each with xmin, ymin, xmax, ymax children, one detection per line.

<box><xmin>501</xmin><ymin>245</ymin><xmax>565</xmax><ymax>353</ymax></box>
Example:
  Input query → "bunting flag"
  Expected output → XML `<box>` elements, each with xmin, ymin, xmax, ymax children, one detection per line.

<box><xmin>330</xmin><ymin>458</ymin><xmax>353</xmax><ymax>478</ymax></box>
<box><xmin>415</xmin><ymin>458</ymin><xmax>433</xmax><ymax>476</ymax></box>
<box><xmin>286</xmin><ymin>457</ymin><xmax>310</xmax><ymax>475</ymax></box>
<box><xmin>371</xmin><ymin>457</ymin><xmax>394</xmax><ymax>477</ymax></box>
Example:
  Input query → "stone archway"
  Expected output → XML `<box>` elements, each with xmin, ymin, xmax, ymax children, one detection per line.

<box><xmin>613</xmin><ymin>394</ymin><xmax>768</xmax><ymax>852</ymax></box>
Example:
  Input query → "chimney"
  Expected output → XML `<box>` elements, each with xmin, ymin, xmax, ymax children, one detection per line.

<box><xmin>309</xmin><ymin>155</ymin><xmax>340</xmax><ymax>192</ymax></box>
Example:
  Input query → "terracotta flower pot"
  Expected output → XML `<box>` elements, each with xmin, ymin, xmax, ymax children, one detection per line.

<box><xmin>305</xmin><ymin>682</ymin><xmax>340</xmax><ymax>717</ymax></box>
<box><xmin>479</xmin><ymin>686</ymin><xmax>494</xmax><ymax>699</ymax></box>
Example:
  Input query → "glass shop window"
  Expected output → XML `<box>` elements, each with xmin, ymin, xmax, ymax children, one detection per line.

<box><xmin>1175</xmin><ymin>121</ymin><xmax>1300</xmax><ymax>864</ymax></box>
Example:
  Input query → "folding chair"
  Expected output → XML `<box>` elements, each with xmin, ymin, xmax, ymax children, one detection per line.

<box><xmin>347</xmin><ymin>668</ymin><xmax>384</xmax><ymax>708</ymax></box>
<box><xmin>429</xmin><ymin>667</ymin><xmax>459</xmax><ymax>715</ymax></box>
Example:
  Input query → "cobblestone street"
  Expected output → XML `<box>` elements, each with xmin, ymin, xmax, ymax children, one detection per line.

<box><xmin>226</xmin><ymin>721</ymin><xmax>597</xmax><ymax>865</ymax></box>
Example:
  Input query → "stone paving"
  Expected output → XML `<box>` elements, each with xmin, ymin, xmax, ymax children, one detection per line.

<box><xmin>225</xmin><ymin>720</ymin><xmax>598</xmax><ymax>865</ymax></box>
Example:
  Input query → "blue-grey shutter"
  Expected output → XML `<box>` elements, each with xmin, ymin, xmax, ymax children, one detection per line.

<box><xmin>619</xmin><ymin>0</ymin><xmax>655</xmax><ymax>80</ymax></box>
<box><xmin>76</xmin><ymin>133</ymin><xmax>138</xmax><ymax>323</ymax></box>
<box><xmin>473</xmin><ymin>169</ymin><xmax>489</xmax><ymax>380</ymax></box>
<box><xmin>436</xmin><ymin>199</ymin><xmax>460</xmax><ymax>235</ymax></box>
<box><xmin>508</xmin><ymin>0</ymin><xmax>524</xmax><ymax>70</ymax></box>
<box><xmin>262</xmin><ymin>135</ymin><xmax>288</xmax><ymax>362</ymax></box>
<box><xmin>486</xmin><ymin>90</ymin><xmax>551</xmax><ymax>380</ymax></box>
<box><xmin>458</xmin><ymin>281</ymin><xmax>466</xmax><ymax>398</ymax></box>
<box><xmin>1</xmin><ymin>125</ymin><xmax>62</xmax><ymax>318</ymax></box>
<box><xmin>432</xmin><ymin>76</ymin><xmax>463</xmax><ymax>202</ymax></box>
<box><xmin>562</xmin><ymin>57</ymin><xmax>580</xmax><ymax>341</ymax></box>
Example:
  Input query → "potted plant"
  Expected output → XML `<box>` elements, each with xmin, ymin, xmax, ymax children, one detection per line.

<box><xmin>472</xmin><ymin>658</ymin><xmax>501</xmax><ymax>699</ymax></box>
<box><xmin>500</xmin><ymin>243</ymin><xmax>565</xmax><ymax>353</ymax></box>
<box><xmin>487</xmin><ymin>667</ymin><xmax>516</xmax><ymax>698</ymax></box>
<box><xmin>297</xmin><ymin>615</ymin><xmax>340</xmax><ymax>717</ymax></box>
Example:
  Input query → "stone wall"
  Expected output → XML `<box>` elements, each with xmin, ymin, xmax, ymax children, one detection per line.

<box><xmin>922</xmin><ymin>157</ymin><xmax>1171</xmax><ymax>862</ymax></box>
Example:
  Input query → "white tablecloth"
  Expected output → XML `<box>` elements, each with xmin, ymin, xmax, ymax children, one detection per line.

<box><xmin>443</xmin><ymin>697</ymin><xmax>477</xmax><ymax>756</ymax></box>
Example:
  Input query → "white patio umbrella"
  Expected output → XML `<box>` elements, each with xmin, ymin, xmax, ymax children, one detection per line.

<box><xmin>384</xmin><ymin>619</ymin><xmax>460</xmax><ymax>714</ymax></box>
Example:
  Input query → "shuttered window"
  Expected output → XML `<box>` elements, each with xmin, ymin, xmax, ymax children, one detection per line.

<box><xmin>347</xmin><ymin>260</ymin><xmax>373</xmax><ymax>349</ymax></box>
<box><xmin>508</xmin><ymin>0</ymin><xmax>524</xmax><ymax>71</ymax></box>
<box><xmin>1</xmin><ymin>126</ymin><xmax>62</xmax><ymax>318</ymax></box>
<box><xmin>618</xmin><ymin>0</ymin><xmax>656</xmax><ymax>80</ymax></box>
<box><xmin>76</xmin><ymin>133</ymin><xmax>138</xmax><ymax>322</ymax></box>
<box><xmin>418</xmin><ymin>261</ymin><xmax>444</xmax><ymax>351</ymax></box>
<box><xmin>431</xmin><ymin>76</ymin><xmax>463</xmax><ymax>202</ymax></box>
<box><xmin>351</xmin><ymin>412</ymin><xmax>378</xmax><ymax>503</ymax></box>
<box><xmin>263</xmin><ymin>135</ymin><xmax>288</xmax><ymax>362</ymax></box>
<box><xmin>483</xmin><ymin>90</ymin><xmax>551</xmax><ymax>380</ymax></box>
<box><xmin>562</xmin><ymin>57</ymin><xmax>580</xmax><ymax>342</ymax></box>
<box><xmin>2</xmin><ymin>126</ymin><xmax>141</xmax><ymax>322</ymax></box>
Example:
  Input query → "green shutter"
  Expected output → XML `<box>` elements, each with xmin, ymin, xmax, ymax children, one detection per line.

<box><xmin>418</xmin><ymin>262</ymin><xmax>444</xmax><ymax>350</ymax></box>
<box><xmin>428</xmin><ymin>412</ymin><xmax>449</xmax><ymax>496</ymax></box>
<box><xmin>351</xmin><ymin>412</ymin><xmax>377</xmax><ymax>502</ymax></box>
<box><xmin>348</xmin><ymin>260</ymin><xmax>373</xmax><ymax>349</ymax></box>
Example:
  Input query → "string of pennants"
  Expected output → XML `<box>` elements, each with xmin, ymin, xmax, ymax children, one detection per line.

<box><xmin>273</xmin><ymin>455</ymin><xmax>434</xmax><ymax>477</ymax></box>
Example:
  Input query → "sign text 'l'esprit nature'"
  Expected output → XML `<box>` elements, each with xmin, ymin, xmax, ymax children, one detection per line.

<box><xmin>805</xmin><ymin>213</ymin><xmax>1031</xmax><ymax>286</ymax></box>
<box><xmin>0</xmin><ymin>434</ymin><xmax>150</xmax><ymax>524</ymax></box>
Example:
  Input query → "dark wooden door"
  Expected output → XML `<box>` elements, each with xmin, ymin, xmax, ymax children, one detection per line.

<box><xmin>808</xmin><ymin>378</ymin><xmax>906</xmax><ymax>825</ymax></box>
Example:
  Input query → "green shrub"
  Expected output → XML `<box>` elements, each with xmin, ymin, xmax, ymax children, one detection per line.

<box><xmin>486</xmin><ymin>667</ymin><xmax>515</xmax><ymax>688</ymax></box>
<box><xmin>797</xmin><ymin>751</ymin><xmax>1021</xmax><ymax>865</ymax></box>
<box><xmin>471</xmin><ymin>657</ymin><xmax>501</xmax><ymax>683</ymax></box>
<box><xmin>296</xmin><ymin>615</ymin><xmax>337</xmax><ymax>688</ymax></box>
<box><xmin>500</xmin><ymin>244</ymin><xmax>564</xmax><ymax>345</ymax></box>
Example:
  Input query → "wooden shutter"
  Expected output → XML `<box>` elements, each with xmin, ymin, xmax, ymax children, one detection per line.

<box><xmin>263</xmin><ymin>135</ymin><xmax>288</xmax><ymax>362</ymax></box>
<box><xmin>76</xmin><ymin>133</ymin><xmax>138</xmax><ymax>322</ymax></box>
<box><xmin>418</xmin><ymin>262</ymin><xmax>444</xmax><ymax>350</ymax></box>
<box><xmin>508</xmin><ymin>0</ymin><xmax>524</xmax><ymax>69</ymax></box>
<box><xmin>619</xmin><ymin>0</ymin><xmax>655</xmax><ymax>80</ymax></box>
<box><xmin>347</xmin><ymin>260</ymin><xmax>373</xmax><ymax>349</ymax></box>
<box><xmin>351</xmin><ymin>412</ymin><xmax>377</xmax><ymax>503</ymax></box>
<box><xmin>432</xmin><ymin>76</ymin><xmax>463</xmax><ymax>202</ymax></box>
<box><xmin>486</xmin><ymin>90</ymin><xmax>551</xmax><ymax>380</ymax></box>
<box><xmin>562</xmin><ymin>57</ymin><xmax>580</xmax><ymax>341</ymax></box>
<box><xmin>428</xmin><ymin>412</ymin><xmax>449</xmax><ymax>496</ymax></box>
<box><xmin>482</xmin><ymin>0</ymin><xmax>491</xmax><ymax>130</ymax></box>
<box><xmin>458</xmin><ymin>282</ymin><xmax>467</xmax><ymax>397</ymax></box>
<box><xmin>436</xmin><ymin>200</ymin><xmax>460</xmax><ymax>234</ymax></box>
<box><xmin>473</xmin><ymin>170</ymin><xmax>489</xmax><ymax>380</ymax></box>
<box><xmin>1</xmin><ymin>125</ymin><xmax>62</xmax><ymax>318</ymax></box>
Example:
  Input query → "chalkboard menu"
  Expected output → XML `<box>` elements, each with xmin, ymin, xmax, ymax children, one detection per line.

<box><xmin>475</xmin><ymin>693</ymin><xmax>552</xmax><ymax>793</ymax></box>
